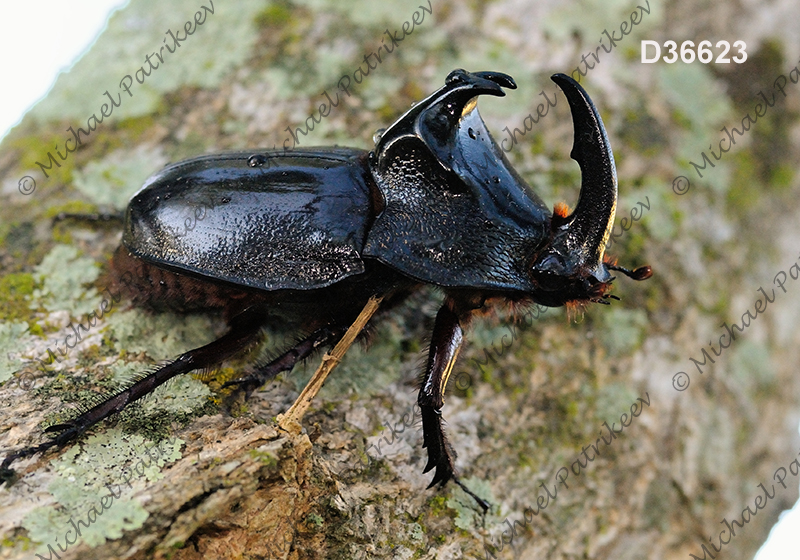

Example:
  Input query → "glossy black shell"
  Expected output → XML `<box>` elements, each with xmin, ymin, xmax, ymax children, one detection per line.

<box><xmin>124</xmin><ymin>148</ymin><xmax>376</xmax><ymax>290</ymax></box>
<box><xmin>124</xmin><ymin>70</ymin><xmax>554</xmax><ymax>295</ymax></box>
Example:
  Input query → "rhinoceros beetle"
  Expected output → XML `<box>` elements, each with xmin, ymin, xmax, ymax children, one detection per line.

<box><xmin>2</xmin><ymin>70</ymin><xmax>650</xmax><ymax>508</ymax></box>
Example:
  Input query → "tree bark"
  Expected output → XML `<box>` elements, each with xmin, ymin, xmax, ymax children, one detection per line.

<box><xmin>2</xmin><ymin>1</ymin><xmax>800</xmax><ymax>559</ymax></box>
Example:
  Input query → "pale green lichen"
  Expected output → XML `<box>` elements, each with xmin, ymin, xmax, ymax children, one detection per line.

<box><xmin>659</xmin><ymin>64</ymin><xmax>733</xmax><ymax>194</ymax></box>
<box><xmin>141</xmin><ymin>374</ymin><xmax>213</xmax><ymax>416</ymax></box>
<box><xmin>109</xmin><ymin>359</ymin><xmax>148</xmax><ymax>386</ymax></box>
<box><xmin>306</xmin><ymin>512</ymin><xmax>324</xmax><ymax>528</ymax></box>
<box><xmin>0</xmin><ymin>322</ymin><xmax>29</xmax><ymax>384</ymax></box>
<box><xmin>594</xmin><ymin>383</ymin><xmax>640</xmax><ymax>427</ymax></box>
<box><xmin>731</xmin><ymin>340</ymin><xmax>775</xmax><ymax>391</ymax></box>
<box><xmin>30</xmin><ymin>245</ymin><xmax>100</xmax><ymax>316</ymax></box>
<box><xmin>698</xmin><ymin>406</ymin><xmax>736</xmax><ymax>481</ymax></box>
<box><xmin>105</xmin><ymin>358</ymin><xmax>212</xmax><ymax>417</ymax></box>
<box><xmin>599</xmin><ymin>307</ymin><xmax>648</xmax><ymax>356</ymax></box>
<box><xmin>72</xmin><ymin>144</ymin><xmax>168</xmax><ymax>209</ymax></box>
<box><xmin>105</xmin><ymin>308</ymin><xmax>215</xmax><ymax>359</ymax></box>
<box><xmin>30</xmin><ymin>0</ymin><xmax>265</xmax><ymax>124</ymax></box>
<box><xmin>358</xmin><ymin>75</ymin><xmax>406</xmax><ymax>114</ymax></box>
<box><xmin>22</xmin><ymin>428</ymin><xmax>183</xmax><ymax>552</ymax></box>
<box><xmin>445</xmin><ymin>477</ymin><xmax>495</xmax><ymax>530</ymax></box>
<box><xmin>94</xmin><ymin>311</ymin><xmax>217</xmax><ymax>433</ymax></box>
<box><xmin>406</xmin><ymin>522</ymin><xmax>424</xmax><ymax>542</ymax></box>
<box><xmin>659</xmin><ymin>64</ymin><xmax>731</xmax><ymax>133</ymax></box>
<box><xmin>544</xmin><ymin>0</ymin><xmax>659</xmax><ymax>44</ymax></box>
<box><xmin>466</xmin><ymin>321</ymin><xmax>519</xmax><ymax>360</ymax></box>
<box><xmin>630</xmin><ymin>185</ymin><xmax>679</xmax><ymax>243</ymax></box>
<box><xmin>292</xmin><ymin>0</ymin><xmax>425</xmax><ymax>27</ymax></box>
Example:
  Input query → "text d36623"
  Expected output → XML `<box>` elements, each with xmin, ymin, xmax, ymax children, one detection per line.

<box><xmin>641</xmin><ymin>40</ymin><xmax>747</xmax><ymax>64</ymax></box>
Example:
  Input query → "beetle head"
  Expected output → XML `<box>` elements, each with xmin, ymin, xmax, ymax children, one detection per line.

<box><xmin>529</xmin><ymin>74</ymin><xmax>651</xmax><ymax>307</ymax></box>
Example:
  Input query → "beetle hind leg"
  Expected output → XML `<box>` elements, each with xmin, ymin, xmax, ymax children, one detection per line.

<box><xmin>418</xmin><ymin>300</ymin><xmax>490</xmax><ymax>512</ymax></box>
<box><xmin>1</xmin><ymin>306</ymin><xmax>267</xmax><ymax>476</ymax></box>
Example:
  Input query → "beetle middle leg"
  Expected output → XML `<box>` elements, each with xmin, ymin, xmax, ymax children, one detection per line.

<box><xmin>418</xmin><ymin>297</ymin><xmax>490</xmax><ymax>512</ymax></box>
<box><xmin>223</xmin><ymin>326</ymin><xmax>343</xmax><ymax>399</ymax></box>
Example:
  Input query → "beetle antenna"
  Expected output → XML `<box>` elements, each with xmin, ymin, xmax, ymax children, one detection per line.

<box><xmin>607</xmin><ymin>264</ymin><xmax>652</xmax><ymax>281</ymax></box>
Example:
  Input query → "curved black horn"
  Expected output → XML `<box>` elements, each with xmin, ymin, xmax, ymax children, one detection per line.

<box><xmin>374</xmin><ymin>69</ymin><xmax>516</xmax><ymax>166</ymax></box>
<box><xmin>550</xmin><ymin>74</ymin><xmax>617</xmax><ymax>264</ymax></box>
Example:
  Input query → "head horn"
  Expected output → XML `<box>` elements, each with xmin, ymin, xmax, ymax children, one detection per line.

<box><xmin>550</xmin><ymin>73</ymin><xmax>617</xmax><ymax>273</ymax></box>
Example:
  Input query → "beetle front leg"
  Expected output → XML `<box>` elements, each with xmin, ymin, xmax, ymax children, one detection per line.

<box><xmin>418</xmin><ymin>300</ymin><xmax>489</xmax><ymax>512</ymax></box>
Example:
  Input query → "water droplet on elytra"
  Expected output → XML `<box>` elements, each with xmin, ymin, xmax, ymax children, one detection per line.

<box><xmin>248</xmin><ymin>154</ymin><xmax>266</xmax><ymax>167</ymax></box>
<box><xmin>468</xmin><ymin>127</ymin><xmax>476</xmax><ymax>139</ymax></box>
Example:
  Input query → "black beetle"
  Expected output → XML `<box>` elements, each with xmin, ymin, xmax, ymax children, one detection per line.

<box><xmin>2</xmin><ymin>70</ymin><xmax>650</xmax><ymax>507</ymax></box>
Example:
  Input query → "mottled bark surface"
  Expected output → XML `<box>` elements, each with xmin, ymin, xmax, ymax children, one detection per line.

<box><xmin>2</xmin><ymin>1</ymin><xmax>800</xmax><ymax>559</ymax></box>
